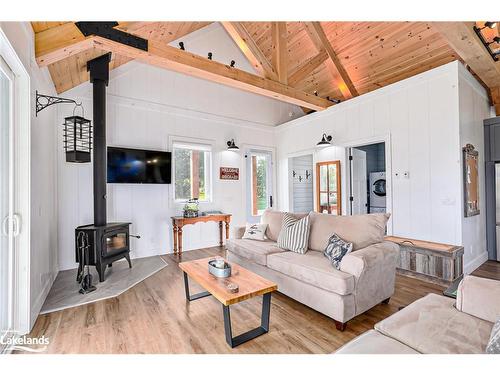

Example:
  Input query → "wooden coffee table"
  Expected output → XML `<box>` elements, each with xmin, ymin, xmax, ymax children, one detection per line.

<box><xmin>179</xmin><ymin>257</ymin><xmax>277</xmax><ymax>348</ymax></box>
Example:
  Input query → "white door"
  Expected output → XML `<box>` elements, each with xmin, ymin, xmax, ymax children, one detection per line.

<box><xmin>0</xmin><ymin>56</ymin><xmax>15</xmax><ymax>349</ymax></box>
<box><xmin>350</xmin><ymin>148</ymin><xmax>368</xmax><ymax>215</ymax></box>
<box><xmin>246</xmin><ymin>150</ymin><xmax>273</xmax><ymax>223</ymax></box>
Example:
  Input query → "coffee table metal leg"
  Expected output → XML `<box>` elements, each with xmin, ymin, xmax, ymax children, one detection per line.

<box><xmin>183</xmin><ymin>272</ymin><xmax>211</xmax><ymax>302</ymax></box>
<box><xmin>222</xmin><ymin>292</ymin><xmax>272</xmax><ymax>348</ymax></box>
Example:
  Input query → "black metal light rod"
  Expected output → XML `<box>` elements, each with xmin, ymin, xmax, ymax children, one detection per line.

<box><xmin>473</xmin><ymin>26</ymin><xmax>499</xmax><ymax>62</ymax></box>
<box><xmin>35</xmin><ymin>91</ymin><xmax>81</xmax><ymax>117</ymax></box>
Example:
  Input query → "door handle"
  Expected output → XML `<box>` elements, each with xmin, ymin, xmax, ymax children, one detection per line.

<box><xmin>12</xmin><ymin>214</ymin><xmax>21</xmax><ymax>237</ymax></box>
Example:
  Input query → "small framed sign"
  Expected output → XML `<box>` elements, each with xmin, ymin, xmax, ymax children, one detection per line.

<box><xmin>220</xmin><ymin>167</ymin><xmax>239</xmax><ymax>180</ymax></box>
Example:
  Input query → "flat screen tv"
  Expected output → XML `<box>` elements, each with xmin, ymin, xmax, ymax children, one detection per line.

<box><xmin>107</xmin><ymin>147</ymin><xmax>171</xmax><ymax>184</ymax></box>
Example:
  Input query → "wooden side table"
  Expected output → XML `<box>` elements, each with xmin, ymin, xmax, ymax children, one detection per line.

<box><xmin>171</xmin><ymin>214</ymin><xmax>231</xmax><ymax>256</ymax></box>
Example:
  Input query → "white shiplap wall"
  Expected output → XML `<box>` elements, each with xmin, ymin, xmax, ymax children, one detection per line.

<box><xmin>275</xmin><ymin>61</ymin><xmax>491</xmax><ymax>272</ymax></box>
<box><xmin>290</xmin><ymin>154</ymin><xmax>313</xmax><ymax>213</ymax></box>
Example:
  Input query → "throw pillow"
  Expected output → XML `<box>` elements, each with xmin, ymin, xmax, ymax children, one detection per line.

<box><xmin>486</xmin><ymin>319</ymin><xmax>500</xmax><ymax>354</ymax></box>
<box><xmin>277</xmin><ymin>213</ymin><xmax>310</xmax><ymax>254</ymax></box>
<box><xmin>242</xmin><ymin>223</ymin><xmax>268</xmax><ymax>241</ymax></box>
<box><xmin>323</xmin><ymin>233</ymin><xmax>353</xmax><ymax>269</ymax></box>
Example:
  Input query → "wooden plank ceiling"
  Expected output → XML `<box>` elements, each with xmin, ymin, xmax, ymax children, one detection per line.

<box><xmin>31</xmin><ymin>21</ymin><xmax>500</xmax><ymax>113</ymax></box>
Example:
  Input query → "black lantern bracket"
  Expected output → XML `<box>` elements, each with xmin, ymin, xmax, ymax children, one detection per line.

<box><xmin>36</xmin><ymin>91</ymin><xmax>82</xmax><ymax>117</ymax></box>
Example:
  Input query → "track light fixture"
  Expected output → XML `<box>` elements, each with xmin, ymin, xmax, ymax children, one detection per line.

<box><xmin>326</xmin><ymin>96</ymin><xmax>341</xmax><ymax>104</ymax></box>
<box><xmin>316</xmin><ymin>133</ymin><xmax>332</xmax><ymax>148</ymax></box>
<box><xmin>226</xmin><ymin>139</ymin><xmax>239</xmax><ymax>151</ymax></box>
<box><xmin>313</xmin><ymin>90</ymin><xmax>318</xmax><ymax>96</ymax></box>
<box><xmin>230</xmin><ymin>60</ymin><xmax>236</xmax><ymax>68</ymax></box>
<box><xmin>208</xmin><ymin>52</ymin><xmax>213</xmax><ymax>60</ymax></box>
<box><xmin>179</xmin><ymin>42</ymin><xmax>185</xmax><ymax>50</ymax></box>
<box><xmin>473</xmin><ymin>22</ymin><xmax>500</xmax><ymax>61</ymax></box>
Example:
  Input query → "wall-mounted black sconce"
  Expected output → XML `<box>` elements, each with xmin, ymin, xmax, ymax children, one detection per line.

<box><xmin>179</xmin><ymin>41</ymin><xmax>185</xmax><ymax>50</ymax></box>
<box><xmin>316</xmin><ymin>133</ymin><xmax>332</xmax><ymax>148</ymax></box>
<box><xmin>208</xmin><ymin>52</ymin><xmax>213</xmax><ymax>60</ymax></box>
<box><xmin>226</xmin><ymin>139</ymin><xmax>239</xmax><ymax>150</ymax></box>
<box><xmin>230</xmin><ymin>60</ymin><xmax>236</xmax><ymax>68</ymax></box>
<box><xmin>473</xmin><ymin>22</ymin><xmax>500</xmax><ymax>61</ymax></box>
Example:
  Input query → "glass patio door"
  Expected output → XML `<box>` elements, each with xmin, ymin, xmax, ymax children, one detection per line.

<box><xmin>0</xmin><ymin>56</ymin><xmax>15</xmax><ymax>349</ymax></box>
<box><xmin>246</xmin><ymin>150</ymin><xmax>273</xmax><ymax>223</ymax></box>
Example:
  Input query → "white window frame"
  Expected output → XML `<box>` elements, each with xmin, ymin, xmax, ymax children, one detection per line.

<box><xmin>170</xmin><ymin>137</ymin><xmax>214</xmax><ymax>204</ymax></box>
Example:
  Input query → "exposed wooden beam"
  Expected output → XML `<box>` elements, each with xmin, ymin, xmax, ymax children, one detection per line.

<box><xmin>288</xmin><ymin>50</ymin><xmax>328</xmax><ymax>87</ymax></box>
<box><xmin>434</xmin><ymin>22</ymin><xmax>500</xmax><ymax>115</ymax></box>
<box><xmin>220</xmin><ymin>22</ymin><xmax>278</xmax><ymax>80</ymax></box>
<box><xmin>34</xmin><ymin>22</ymin><xmax>94</xmax><ymax>66</ymax></box>
<box><xmin>271</xmin><ymin>22</ymin><xmax>288</xmax><ymax>84</ymax></box>
<box><xmin>91</xmin><ymin>36</ymin><xmax>331</xmax><ymax>110</ymax></box>
<box><xmin>433</xmin><ymin>22</ymin><xmax>500</xmax><ymax>89</ymax></box>
<box><xmin>304</xmin><ymin>22</ymin><xmax>359</xmax><ymax>99</ymax></box>
<box><xmin>491</xmin><ymin>86</ymin><xmax>500</xmax><ymax>116</ymax></box>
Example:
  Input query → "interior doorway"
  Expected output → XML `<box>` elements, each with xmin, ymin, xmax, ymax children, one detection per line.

<box><xmin>349</xmin><ymin>142</ymin><xmax>386</xmax><ymax>215</ymax></box>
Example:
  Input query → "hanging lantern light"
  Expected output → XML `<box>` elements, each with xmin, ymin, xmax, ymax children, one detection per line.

<box><xmin>63</xmin><ymin>104</ymin><xmax>92</xmax><ymax>163</ymax></box>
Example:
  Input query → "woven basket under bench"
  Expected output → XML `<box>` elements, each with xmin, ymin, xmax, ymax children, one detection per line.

<box><xmin>385</xmin><ymin>236</ymin><xmax>464</xmax><ymax>287</ymax></box>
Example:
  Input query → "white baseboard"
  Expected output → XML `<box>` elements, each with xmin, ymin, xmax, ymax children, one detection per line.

<box><xmin>464</xmin><ymin>251</ymin><xmax>489</xmax><ymax>275</ymax></box>
<box><xmin>30</xmin><ymin>269</ymin><xmax>58</xmax><ymax>329</ymax></box>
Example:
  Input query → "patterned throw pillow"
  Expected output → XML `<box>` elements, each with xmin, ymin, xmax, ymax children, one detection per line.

<box><xmin>277</xmin><ymin>213</ymin><xmax>310</xmax><ymax>254</ymax></box>
<box><xmin>324</xmin><ymin>233</ymin><xmax>353</xmax><ymax>269</ymax></box>
<box><xmin>486</xmin><ymin>319</ymin><xmax>500</xmax><ymax>354</ymax></box>
<box><xmin>242</xmin><ymin>223</ymin><xmax>268</xmax><ymax>241</ymax></box>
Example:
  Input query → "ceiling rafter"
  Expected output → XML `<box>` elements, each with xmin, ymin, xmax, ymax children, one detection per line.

<box><xmin>271</xmin><ymin>22</ymin><xmax>288</xmax><ymax>84</ymax></box>
<box><xmin>304</xmin><ymin>22</ymin><xmax>358</xmax><ymax>99</ymax></box>
<box><xmin>33</xmin><ymin>23</ymin><xmax>333</xmax><ymax>111</ymax></box>
<box><xmin>288</xmin><ymin>50</ymin><xmax>328</xmax><ymax>87</ymax></box>
<box><xmin>433</xmin><ymin>22</ymin><xmax>500</xmax><ymax>115</ymax></box>
<box><xmin>221</xmin><ymin>22</ymin><xmax>278</xmax><ymax>80</ymax></box>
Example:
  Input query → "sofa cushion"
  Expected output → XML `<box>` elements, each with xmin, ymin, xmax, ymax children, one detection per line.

<box><xmin>375</xmin><ymin>293</ymin><xmax>493</xmax><ymax>354</ymax></box>
<box><xmin>267</xmin><ymin>251</ymin><xmax>355</xmax><ymax>295</ymax></box>
<box><xmin>308</xmin><ymin>212</ymin><xmax>390</xmax><ymax>251</ymax></box>
<box><xmin>277</xmin><ymin>213</ymin><xmax>310</xmax><ymax>254</ymax></box>
<box><xmin>335</xmin><ymin>329</ymin><xmax>419</xmax><ymax>354</ymax></box>
<box><xmin>226</xmin><ymin>238</ymin><xmax>284</xmax><ymax>266</ymax></box>
<box><xmin>261</xmin><ymin>210</ymin><xmax>307</xmax><ymax>242</ymax></box>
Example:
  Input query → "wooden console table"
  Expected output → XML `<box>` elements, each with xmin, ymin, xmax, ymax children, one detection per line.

<box><xmin>171</xmin><ymin>214</ymin><xmax>231</xmax><ymax>256</ymax></box>
<box><xmin>385</xmin><ymin>235</ymin><xmax>464</xmax><ymax>286</ymax></box>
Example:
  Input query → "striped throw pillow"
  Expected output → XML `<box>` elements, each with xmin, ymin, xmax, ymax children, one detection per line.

<box><xmin>277</xmin><ymin>213</ymin><xmax>310</xmax><ymax>254</ymax></box>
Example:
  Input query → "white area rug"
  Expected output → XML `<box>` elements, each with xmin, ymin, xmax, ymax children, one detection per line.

<box><xmin>41</xmin><ymin>255</ymin><xmax>168</xmax><ymax>314</ymax></box>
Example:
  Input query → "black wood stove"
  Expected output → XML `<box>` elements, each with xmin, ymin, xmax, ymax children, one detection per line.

<box><xmin>75</xmin><ymin>53</ymin><xmax>133</xmax><ymax>283</ymax></box>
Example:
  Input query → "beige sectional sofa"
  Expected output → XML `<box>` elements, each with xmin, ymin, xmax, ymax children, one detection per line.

<box><xmin>336</xmin><ymin>275</ymin><xmax>500</xmax><ymax>353</ymax></box>
<box><xmin>227</xmin><ymin>210</ymin><xmax>399</xmax><ymax>330</ymax></box>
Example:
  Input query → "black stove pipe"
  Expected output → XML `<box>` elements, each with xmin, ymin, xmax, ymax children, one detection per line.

<box><xmin>87</xmin><ymin>53</ymin><xmax>111</xmax><ymax>227</ymax></box>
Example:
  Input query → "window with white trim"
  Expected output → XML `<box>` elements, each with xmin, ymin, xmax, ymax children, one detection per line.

<box><xmin>172</xmin><ymin>142</ymin><xmax>212</xmax><ymax>202</ymax></box>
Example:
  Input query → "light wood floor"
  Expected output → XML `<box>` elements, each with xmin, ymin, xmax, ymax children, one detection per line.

<box><xmin>26</xmin><ymin>247</ymin><xmax>500</xmax><ymax>354</ymax></box>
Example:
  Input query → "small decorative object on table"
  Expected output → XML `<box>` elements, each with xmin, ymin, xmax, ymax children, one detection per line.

<box><xmin>183</xmin><ymin>198</ymin><xmax>199</xmax><ymax>218</ymax></box>
<box><xmin>227</xmin><ymin>283</ymin><xmax>239</xmax><ymax>293</ymax></box>
<box><xmin>208</xmin><ymin>257</ymin><xmax>232</xmax><ymax>278</ymax></box>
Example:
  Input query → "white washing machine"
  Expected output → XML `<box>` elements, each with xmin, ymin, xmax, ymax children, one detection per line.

<box><xmin>369</xmin><ymin>171</ymin><xmax>386</xmax><ymax>213</ymax></box>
